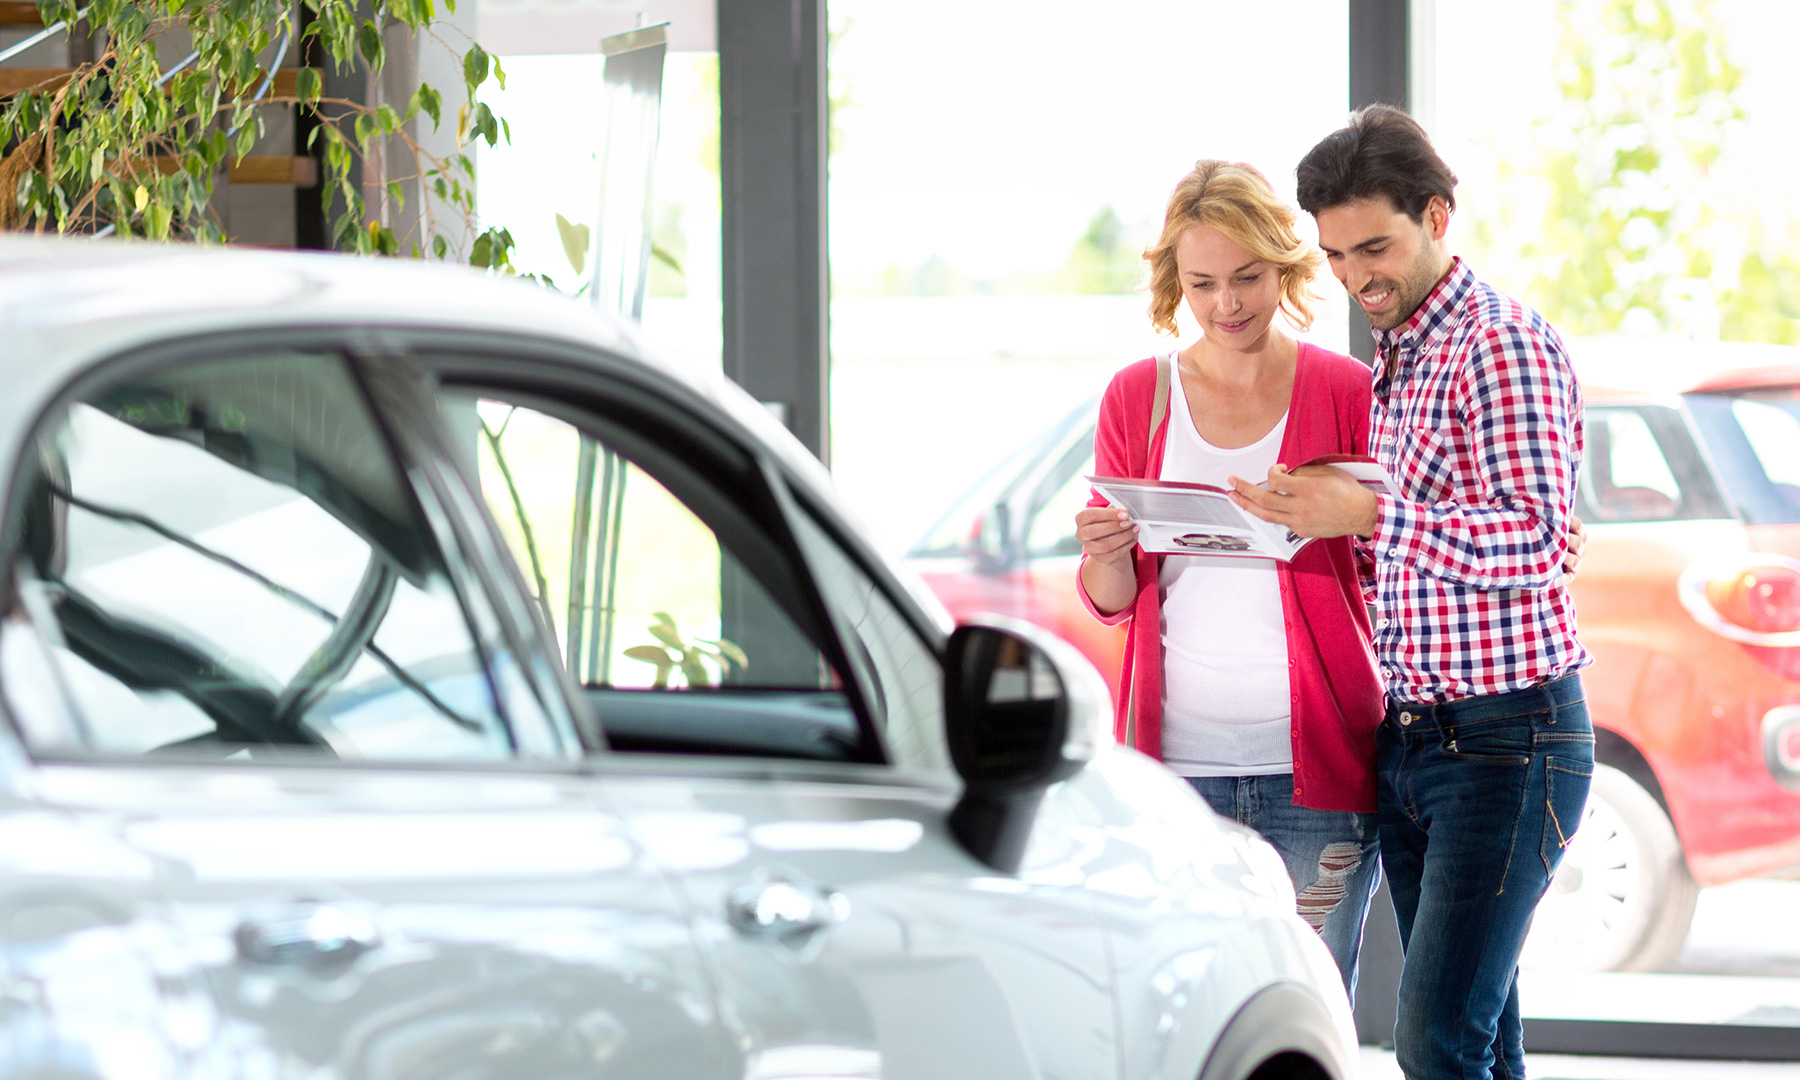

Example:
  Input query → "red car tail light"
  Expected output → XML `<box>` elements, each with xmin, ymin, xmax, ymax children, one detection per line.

<box><xmin>1679</xmin><ymin>555</ymin><xmax>1800</xmax><ymax>647</ymax></box>
<box><xmin>1705</xmin><ymin>564</ymin><xmax>1800</xmax><ymax>633</ymax></box>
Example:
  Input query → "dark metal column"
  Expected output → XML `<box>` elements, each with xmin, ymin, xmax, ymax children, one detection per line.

<box><xmin>1349</xmin><ymin>0</ymin><xmax>1410</xmax><ymax>1047</ymax></box>
<box><xmin>1344</xmin><ymin>0</ymin><xmax>1410</xmax><ymax>367</ymax></box>
<box><xmin>717</xmin><ymin>0</ymin><xmax>830</xmax><ymax>463</ymax></box>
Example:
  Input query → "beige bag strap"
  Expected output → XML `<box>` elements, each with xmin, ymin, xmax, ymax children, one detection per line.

<box><xmin>1148</xmin><ymin>353</ymin><xmax>1172</xmax><ymax>463</ymax></box>
<box><xmin>1124</xmin><ymin>354</ymin><xmax>1171</xmax><ymax>751</ymax></box>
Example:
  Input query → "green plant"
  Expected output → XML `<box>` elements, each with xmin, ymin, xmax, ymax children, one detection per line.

<box><xmin>1</xmin><ymin>0</ymin><xmax>517</xmax><ymax>265</ymax></box>
<box><xmin>624</xmin><ymin>611</ymin><xmax>746</xmax><ymax>689</ymax></box>
<box><xmin>1473</xmin><ymin>0</ymin><xmax>1799</xmax><ymax>343</ymax></box>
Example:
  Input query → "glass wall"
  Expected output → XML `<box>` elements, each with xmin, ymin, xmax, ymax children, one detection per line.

<box><xmin>476</xmin><ymin>34</ymin><xmax>722</xmax><ymax>372</ymax></box>
<box><xmin>827</xmin><ymin>0</ymin><xmax>1351</xmax><ymax>553</ymax></box>
<box><xmin>1433</xmin><ymin>0</ymin><xmax>1800</xmax><ymax>1035</ymax></box>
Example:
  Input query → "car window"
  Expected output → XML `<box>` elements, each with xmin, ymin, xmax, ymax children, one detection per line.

<box><xmin>1580</xmin><ymin>409</ymin><xmax>1682</xmax><ymax>521</ymax></box>
<box><xmin>1577</xmin><ymin>405</ymin><xmax>1726</xmax><ymax>524</ymax></box>
<box><xmin>441</xmin><ymin>391</ymin><xmax>875</xmax><ymax>763</ymax></box>
<box><xmin>786</xmin><ymin>501</ymin><xmax>949</xmax><ymax>772</ymax></box>
<box><xmin>909</xmin><ymin>399</ymin><xmax>1094</xmax><ymax>563</ymax></box>
<box><xmin>3</xmin><ymin>352</ymin><xmax>514</xmax><ymax>762</ymax></box>
<box><xmin>1026</xmin><ymin>442</ymin><xmax>1097</xmax><ymax>560</ymax></box>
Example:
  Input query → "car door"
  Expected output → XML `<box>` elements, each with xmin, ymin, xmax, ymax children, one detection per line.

<box><xmin>0</xmin><ymin>337</ymin><xmax>734</xmax><ymax>1079</ymax></box>
<box><xmin>424</xmin><ymin>340</ymin><xmax>1118</xmax><ymax>1080</ymax></box>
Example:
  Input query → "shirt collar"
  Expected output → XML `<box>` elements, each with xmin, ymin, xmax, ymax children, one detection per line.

<box><xmin>1373</xmin><ymin>256</ymin><xmax>1475</xmax><ymax>360</ymax></box>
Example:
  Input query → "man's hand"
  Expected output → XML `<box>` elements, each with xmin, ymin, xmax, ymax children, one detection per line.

<box><xmin>1228</xmin><ymin>464</ymin><xmax>1380</xmax><ymax>540</ymax></box>
<box><xmin>1559</xmin><ymin>515</ymin><xmax>1586</xmax><ymax>587</ymax></box>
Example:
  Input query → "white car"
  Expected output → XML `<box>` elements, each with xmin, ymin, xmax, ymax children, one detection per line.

<box><xmin>0</xmin><ymin>239</ymin><xmax>1355</xmax><ymax>1080</ymax></box>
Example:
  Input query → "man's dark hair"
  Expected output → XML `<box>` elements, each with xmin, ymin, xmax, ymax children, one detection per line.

<box><xmin>1295</xmin><ymin>105</ymin><xmax>1458</xmax><ymax>222</ymax></box>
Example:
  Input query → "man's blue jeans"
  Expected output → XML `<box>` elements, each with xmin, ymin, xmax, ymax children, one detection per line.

<box><xmin>1378</xmin><ymin>675</ymin><xmax>1594</xmax><ymax>1080</ymax></box>
<box><xmin>1187</xmin><ymin>773</ymin><xmax>1381</xmax><ymax>1000</ymax></box>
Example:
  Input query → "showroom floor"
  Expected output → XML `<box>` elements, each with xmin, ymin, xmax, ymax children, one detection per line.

<box><xmin>1359</xmin><ymin>1048</ymin><xmax>1800</xmax><ymax>1078</ymax></box>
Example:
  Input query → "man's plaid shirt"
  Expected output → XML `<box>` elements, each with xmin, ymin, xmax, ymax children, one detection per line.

<box><xmin>1362</xmin><ymin>257</ymin><xmax>1590</xmax><ymax>704</ymax></box>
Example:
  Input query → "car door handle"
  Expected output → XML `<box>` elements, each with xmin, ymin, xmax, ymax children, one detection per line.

<box><xmin>726</xmin><ymin>878</ymin><xmax>850</xmax><ymax>946</ymax></box>
<box><xmin>235</xmin><ymin>904</ymin><xmax>381</xmax><ymax>969</ymax></box>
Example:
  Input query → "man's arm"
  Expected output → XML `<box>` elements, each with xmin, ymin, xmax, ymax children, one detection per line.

<box><xmin>1232</xmin><ymin>324</ymin><xmax>1581</xmax><ymax>590</ymax></box>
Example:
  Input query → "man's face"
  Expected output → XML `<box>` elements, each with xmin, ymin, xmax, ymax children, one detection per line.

<box><xmin>1313</xmin><ymin>196</ymin><xmax>1453</xmax><ymax>331</ymax></box>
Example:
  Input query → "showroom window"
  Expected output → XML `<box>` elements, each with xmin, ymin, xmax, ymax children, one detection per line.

<box><xmin>1435</xmin><ymin>0</ymin><xmax>1800</xmax><ymax>1043</ymax></box>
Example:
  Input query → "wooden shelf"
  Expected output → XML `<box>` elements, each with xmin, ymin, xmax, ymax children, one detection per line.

<box><xmin>0</xmin><ymin>2</ymin><xmax>47</xmax><ymax>27</ymax></box>
<box><xmin>143</xmin><ymin>155</ymin><xmax>319</xmax><ymax>187</ymax></box>
<box><xmin>1</xmin><ymin>66</ymin><xmax>314</xmax><ymax>98</ymax></box>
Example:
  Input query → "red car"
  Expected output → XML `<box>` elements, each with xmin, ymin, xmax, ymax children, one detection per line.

<box><xmin>909</xmin><ymin>361</ymin><xmax>1800</xmax><ymax>973</ymax></box>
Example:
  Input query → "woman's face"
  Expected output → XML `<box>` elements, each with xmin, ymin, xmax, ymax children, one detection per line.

<box><xmin>1175</xmin><ymin>225</ymin><xmax>1283</xmax><ymax>352</ymax></box>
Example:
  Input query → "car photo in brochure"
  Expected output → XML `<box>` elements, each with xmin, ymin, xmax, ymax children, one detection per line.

<box><xmin>1087</xmin><ymin>455</ymin><xmax>1395</xmax><ymax>561</ymax></box>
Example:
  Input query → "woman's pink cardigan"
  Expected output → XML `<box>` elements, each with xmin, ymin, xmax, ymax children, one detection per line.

<box><xmin>1078</xmin><ymin>343</ymin><xmax>1382</xmax><ymax>812</ymax></box>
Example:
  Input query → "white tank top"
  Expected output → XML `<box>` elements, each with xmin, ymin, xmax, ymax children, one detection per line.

<box><xmin>1157</xmin><ymin>353</ymin><xmax>1294</xmax><ymax>776</ymax></box>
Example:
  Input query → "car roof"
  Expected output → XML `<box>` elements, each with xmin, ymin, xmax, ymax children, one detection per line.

<box><xmin>0</xmin><ymin>237</ymin><xmax>840</xmax><ymax>502</ymax></box>
<box><xmin>1569</xmin><ymin>336</ymin><xmax>1800</xmax><ymax>403</ymax></box>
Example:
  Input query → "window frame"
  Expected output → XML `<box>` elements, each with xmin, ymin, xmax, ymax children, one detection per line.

<box><xmin>0</xmin><ymin>328</ymin><xmax>584</xmax><ymax>768</ymax></box>
<box><xmin>410</xmin><ymin>338</ymin><xmax>936</xmax><ymax>769</ymax></box>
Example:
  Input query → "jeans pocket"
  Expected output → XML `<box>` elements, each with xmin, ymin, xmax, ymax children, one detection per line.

<box><xmin>1440</xmin><ymin>715</ymin><xmax>1539</xmax><ymax>765</ymax></box>
<box><xmin>1541</xmin><ymin>755</ymin><xmax>1596</xmax><ymax>876</ymax></box>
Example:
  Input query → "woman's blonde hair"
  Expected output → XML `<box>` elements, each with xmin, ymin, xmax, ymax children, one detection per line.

<box><xmin>1143</xmin><ymin>160</ymin><xmax>1324</xmax><ymax>336</ymax></box>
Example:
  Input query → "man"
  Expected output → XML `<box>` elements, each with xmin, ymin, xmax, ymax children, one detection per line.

<box><xmin>1230</xmin><ymin>105</ymin><xmax>1591</xmax><ymax>1080</ymax></box>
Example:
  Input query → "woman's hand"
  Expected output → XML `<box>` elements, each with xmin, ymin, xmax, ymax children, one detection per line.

<box><xmin>1076</xmin><ymin>506</ymin><xmax>1139</xmax><ymax>566</ymax></box>
<box><xmin>1076</xmin><ymin>506</ymin><xmax>1140</xmax><ymax>617</ymax></box>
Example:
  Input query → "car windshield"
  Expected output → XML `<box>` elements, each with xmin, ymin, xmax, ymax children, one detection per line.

<box><xmin>908</xmin><ymin>398</ymin><xmax>1096</xmax><ymax>559</ymax></box>
<box><xmin>1684</xmin><ymin>386</ymin><xmax>1800</xmax><ymax>524</ymax></box>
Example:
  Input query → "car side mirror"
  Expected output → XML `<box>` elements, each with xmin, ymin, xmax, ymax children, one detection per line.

<box><xmin>943</xmin><ymin>617</ymin><xmax>1110</xmax><ymax>873</ymax></box>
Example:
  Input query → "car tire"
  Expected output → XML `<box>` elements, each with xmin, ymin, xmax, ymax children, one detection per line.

<box><xmin>1521</xmin><ymin>763</ymin><xmax>1700</xmax><ymax>972</ymax></box>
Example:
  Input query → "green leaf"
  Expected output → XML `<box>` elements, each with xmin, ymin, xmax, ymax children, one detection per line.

<box><xmin>470</xmin><ymin>230</ymin><xmax>494</xmax><ymax>268</ymax></box>
<box><xmin>469</xmin><ymin>101</ymin><xmax>498</xmax><ymax>147</ymax></box>
<box><xmin>623</xmin><ymin>646</ymin><xmax>673</xmax><ymax>688</ymax></box>
<box><xmin>408</xmin><ymin>83</ymin><xmax>441</xmax><ymax>129</ymax></box>
<box><xmin>376</xmin><ymin>103</ymin><xmax>401</xmax><ymax>133</ymax></box>
<box><xmin>295</xmin><ymin>66</ymin><xmax>321</xmax><ymax>104</ymax></box>
<box><xmin>234</xmin><ymin>122</ymin><xmax>256</xmax><ymax>162</ymax></box>
<box><xmin>554</xmin><ymin>212</ymin><xmax>590</xmax><ymax>274</ymax></box>
<box><xmin>650</xmin><ymin>243</ymin><xmax>684</xmax><ymax>277</ymax></box>
<box><xmin>385</xmin><ymin>180</ymin><xmax>405</xmax><ymax>210</ymax></box>
<box><xmin>432</xmin><ymin>234</ymin><xmax>448</xmax><ymax>258</ymax></box>
<box><xmin>354</xmin><ymin>111</ymin><xmax>379</xmax><ymax>150</ymax></box>
<box><xmin>491</xmin><ymin>56</ymin><xmax>507</xmax><ymax>91</ymax></box>
<box><xmin>679</xmin><ymin>655</ymin><xmax>712</xmax><ymax>689</ymax></box>
<box><xmin>462</xmin><ymin>44</ymin><xmax>490</xmax><ymax>94</ymax></box>
<box><xmin>651</xmin><ymin>611</ymin><xmax>677</xmax><ymax>628</ymax></box>
<box><xmin>714</xmin><ymin>639</ymin><xmax>749</xmax><ymax>668</ymax></box>
<box><xmin>358</xmin><ymin>19</ymin><xmax>385</xmax><ymax>72</ymax></box>
<box><xmin>145</xmin><ymin>202</ymin><xmax>173</xmax><ymax>240</ymax></box>
<box><xmin>649</xmin><ymin>623</ymin><xmax>684</xmax><ymax>650</ymax></box>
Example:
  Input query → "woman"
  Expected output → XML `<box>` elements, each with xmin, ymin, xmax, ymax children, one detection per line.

<box><xmin>1074</xmin><ymin>160</ymin><xmax>1382</xmax><ymax>995</ymax></box>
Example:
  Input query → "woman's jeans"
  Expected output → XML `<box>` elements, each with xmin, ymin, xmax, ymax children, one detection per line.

<box><xmin>1377</xmin><ymin>674</ymin><xmax>1594</xmax><ymax>1080</ymax></box>
<box><xmin>1187</xmin><ymin>773</ymin><xmax>1381</xmax><ymax>1000</ymax></box>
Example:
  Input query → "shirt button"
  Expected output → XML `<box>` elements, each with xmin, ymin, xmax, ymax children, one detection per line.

<box><xmin>1388</xmin><ymin>547</ymin><xmax>1399</xmax><ymax>557</ymax></box>
<box><xmin>1400</xmin><ymin>711</ymin><xmax>1415</xmax><ymax>726</ymax></box>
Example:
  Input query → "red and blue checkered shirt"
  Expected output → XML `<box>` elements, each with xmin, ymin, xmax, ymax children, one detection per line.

<box><xmin>1362</xmin><ymin>258</ymin><xmax>1590</xmax><ymax>704</ymax></box>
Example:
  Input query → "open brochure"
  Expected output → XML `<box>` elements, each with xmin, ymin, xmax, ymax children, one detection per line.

<box><xmin>1087</xmin><ymin>455</ymin><xmax>1395</xmax><ymax>561</ymax></box>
